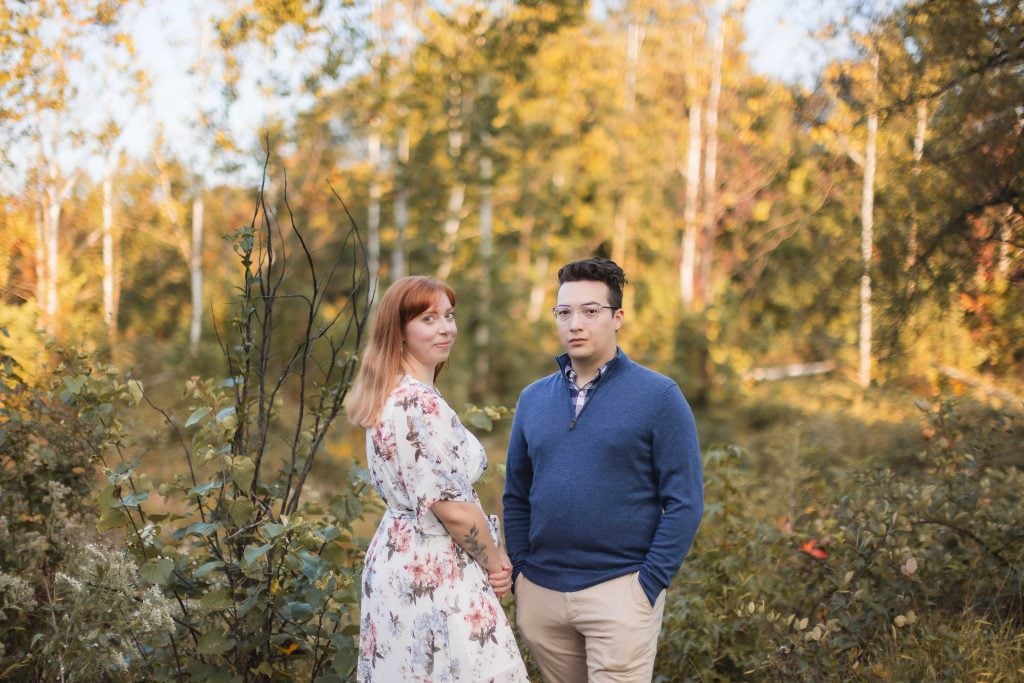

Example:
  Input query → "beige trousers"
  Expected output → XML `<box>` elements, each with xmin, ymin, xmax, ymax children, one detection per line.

<box><xmin>515</xmin><ymin>572</ymin><xmax>666</xmax><ymax>683</ymax></box>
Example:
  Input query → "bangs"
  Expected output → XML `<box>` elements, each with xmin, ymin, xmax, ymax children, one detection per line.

<box><xmin>399</xmin><ymin>279</ymin><xmax>456</xmax><ymax>323</ymax></box>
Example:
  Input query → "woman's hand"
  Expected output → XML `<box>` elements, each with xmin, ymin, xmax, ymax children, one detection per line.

<box><xmin>489</xmin><ymin>551</ymin><xmax>513</xmax><ymax>598</ymax></box>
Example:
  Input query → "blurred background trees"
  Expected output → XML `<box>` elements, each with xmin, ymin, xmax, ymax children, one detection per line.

<box><xmin>1</xmin><ymin>0</ymin><xmax>1021</xmax><ymax>679</ymax></box>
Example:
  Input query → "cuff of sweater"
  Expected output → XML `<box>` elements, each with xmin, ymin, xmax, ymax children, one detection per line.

<box><xmin>638</xmin><ymin>569</ymin><xmax>663</xmax><ymax>607</ymax></box>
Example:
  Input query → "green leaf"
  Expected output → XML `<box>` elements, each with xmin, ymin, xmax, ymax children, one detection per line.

<box><xmin>196</xmin><ymin>629</ymin><xmax>236</xmax><ymax>655</ymax></box>
<box><xmin>182</xmin><ymin>521</ymin><xmax>219</xmax><ymax>538</ymax></box>
<box><xmin>227</xmin><ymin>497</ymin><xmax>254</xmax><ymax>526</ymax></box>
<box><xmin>229</xmin><ymin>456</ymin><xmax>255</xmax><ymax>490</ymax></box>
<box><xmin>126</xmin><ymin>379</ymin><xmax>144</xmax><ymax>406</ymax></box>
<box><xmin>465</xmin><ymin>409</ymin><xmax>493</xmax><ymax>431</ymax></box>
<box><xmin>97</xmin><ymin>507</ymin><xmax>130</xmax><ymax>531</ymax></box>
<box><xmin>119</xmin><ymin>491</ymin><xmax>149</xmax><ymax>507</ymax></box>
<box><xmin>200</xmin><ymin>587</ymin><xmax>234</xmax><ymax>610</ymax></box>
<box><xmin>244</xmin><ymin>542</ymin><xmax>273</xmax><ymax>566</ymax></box>
<box><xmin>193</xmin><ymin>560</ymin><xmax>225</xmax><ymax>579</ymax></box>
<box><xmin>297</xmin><ymin>550</ymin><xmax>328</xmax><ymax>581</ymax></box>
<box><xmin>263</xmin><ymin>522</ymin><xmax>286</xmax><ymax>538</ymax></box>
<box><xmin>185</xmin><ymin>407</ymin><xmax>212</xmax><ymax>428</ymax></box>
<box><xmin>188</xmin><ymin>480</ymin><xmax>221</xmax><ymax>497</ymax></box>
<box><xmin>62</xmin><ymin>375</ymin><xmax>87</xmax><ymax>396</ymax></box>
<box><xmin>321</xmin><ymin>542</ymin><xmax>349</xmax><ymax>571</ymax></box>
<box><xmin>140</xmin><ymin>557</ymin><xmax>175</xmax><ymax>585</ymax></box>
<box><xmin>284</xmin><ymin>601</ymin><xmax>313</xmax><ymax>622</ymax></box>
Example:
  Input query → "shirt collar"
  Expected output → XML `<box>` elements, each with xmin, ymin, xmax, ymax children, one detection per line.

<box><xmin>560</xmin><ymin>348</ymin><xmax>622</xmax><ymax>384</ymax></box>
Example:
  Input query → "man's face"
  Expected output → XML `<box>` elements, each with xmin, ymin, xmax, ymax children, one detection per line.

<box><xmin>554</xmin><ymin>280</ymin><xmax>622</xmax><ymax>367</ymax></box>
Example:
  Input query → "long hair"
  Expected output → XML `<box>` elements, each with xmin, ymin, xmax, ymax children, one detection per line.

<box><xmin>346</xmin><ymin>276</ymin><xmax>456</xmax><ymax>428</ymax></box>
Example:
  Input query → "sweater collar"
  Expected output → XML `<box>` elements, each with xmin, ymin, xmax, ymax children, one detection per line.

<box><xmin>555</xmin><ymin>347</ymin><xmax>627</xmax><ymax>378</ymax></box>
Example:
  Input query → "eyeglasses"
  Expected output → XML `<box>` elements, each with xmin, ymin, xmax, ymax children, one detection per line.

<box><xmin>552</xmin><ymin>305</ymin><xmax>618</xmax><ymax>324</ymax></box>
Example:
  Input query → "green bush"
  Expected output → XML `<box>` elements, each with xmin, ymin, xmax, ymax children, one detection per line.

<box><xmin>89</xmin><ymin>186</ymin><xmax>376</xmax><ymax>681</ymax></box>
<box><xmin>0</xmin><ymin>337</ymin><xmax>142</xmax><ymax>679</ymax></box>
<box><xmin>655</xmin><ymin>399</ymin><xmax>1024</xmax><ymax>682</ymax></box>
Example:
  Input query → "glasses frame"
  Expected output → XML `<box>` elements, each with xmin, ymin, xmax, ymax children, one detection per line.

<box><xmin>551</xmin><ymin>304</ymin><xmax>619</xmax><ymax>324</ymax></box>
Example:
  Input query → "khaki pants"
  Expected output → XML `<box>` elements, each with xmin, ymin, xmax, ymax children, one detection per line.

<box><xmin>515</xmin><ymin>572</ymin><xmax>666</xmax><ymax>683</ymax></box>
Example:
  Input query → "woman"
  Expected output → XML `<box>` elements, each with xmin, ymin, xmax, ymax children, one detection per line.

<box><xmin>347</xmin><ymin>276</ymin><xmax>528</xmax><ymax>682</ymax></box>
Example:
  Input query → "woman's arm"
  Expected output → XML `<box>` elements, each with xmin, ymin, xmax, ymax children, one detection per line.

<box><xmin>432</xmin><ymin>500</ymin><xmax>512</xmax><ymax>596</ymax></box>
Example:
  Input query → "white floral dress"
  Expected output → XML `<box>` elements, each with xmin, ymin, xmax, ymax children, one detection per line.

<box><xmin>358</xmin><ymin>375</ymin><xmax>528</xmax><ymax>683</ymax></box>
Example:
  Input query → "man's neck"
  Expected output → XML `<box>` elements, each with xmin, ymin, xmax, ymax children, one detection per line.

<box><xmin>568</xmin><ymin>351</ymin><xmax>616</xmax><ymax>386</ymax></box>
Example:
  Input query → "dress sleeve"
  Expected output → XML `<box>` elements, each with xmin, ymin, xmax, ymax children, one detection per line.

<box><xmin>391</xmin><ymin>384</ymin><xmax>478</xmax><ymax>527</ymax></box>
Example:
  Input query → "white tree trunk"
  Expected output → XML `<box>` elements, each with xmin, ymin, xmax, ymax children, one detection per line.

<box><xmin>42</xmin><ymin>157</ymin><xmax>69</xmax><ymax>327</ymax></box>
<box><xmin>436</xmin><ymin>181</ymin><xmax>465</xmax><ymax>281</ymax></box>
<box><xmin>698</xmin><ymin>0</ymin><xmax>726</xmax><ymax>309</ymax></box>
<box><xmin>473</xmin><ymin>155</ymin><xmax>493</xmax><ymax>399</ymax></box>
<box><xmin>189</xmin><ymin>185</ymin><xmax>204</xmax><ymax>357</ymax></box>
<box><xmin>680</xmin><ymin>101</ymin><xmax>702</xmax><ymax>307</ymax></box>
<box><xmin>436</xmin><ymin>120</ymin><xmax>466</xmax><ymax>280</ymax></box>
<box><xmin>998</xmin><ymin>207</ymin><xmax>1013</xmax><ymax>276</ymax></box>
<box><xmin>34</xmin><ymin>200</ymin><xmax>45</xmax><ymax>312</ymax></box>
<box><xmin>908</xmin><ymin>100</ymin><xmax>926</xmax><ymax>271</ymax></box>
<box><xmin>858</xmin><ymin>52</ymin><xmax>879</xmax><ymax>389</ymax></box>
<box><xmin>392</xmin><ymin>126</ymin><xmax>409</xmax><ymax>281</ymax></box>
<box><xmin>527</xmin><ymin>252</ymin><xmax>550</xmax><ymax>323</ymax></box>
<box><xmin>368</xmin><ymin>127</ymin><xmax>382</xmax><ymax>300</ymax></box>
<box><xmin>613</xmin><ymin>17</ymin><xmax>643</xmax><ymax>267</ymax></box>
<box><xmin>102</xmin><ymin>163</ymin><xmax>117</xmax><ymax>343</ymax></box>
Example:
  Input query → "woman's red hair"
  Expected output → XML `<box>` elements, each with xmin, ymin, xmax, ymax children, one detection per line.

<box><xmin>346</xmin><ymin>276</ymin><xmax>456</xmax><ymax>428</ymax></box>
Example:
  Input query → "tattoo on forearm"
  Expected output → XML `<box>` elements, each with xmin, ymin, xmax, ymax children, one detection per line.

<box><xmin>463</xmin><ymin>523</ymin><xmax>490</xmax><ymax>569</ymax></box>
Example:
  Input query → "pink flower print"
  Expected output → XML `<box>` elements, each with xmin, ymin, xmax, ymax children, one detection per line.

<box><xmin>405</xmin><ymin>553</ymin><xmax>440</xmax><ymax>601</ymax></box>
<box><xmin>464</xmin><ymin>596</ymin><xmax>499</xmax><ymax>647</ymax></box>
<box><xmin>386</xmin><ymin>518</ymin><xmax>412</xmax><ymax>558</ymax></box>
<box><xmin>420</xmin><ymin>392</ymin><xmax>441</xmax><ymax>417</ymax></box>
<box><xmin>372</xmin><ymin>428</ymin><xmax>396</xmax><ymax>461</ymax></box>
<box><xmin>360</xmin><ymin>617</ymin><xmax>377</xmax><ymax>660</ymax></box>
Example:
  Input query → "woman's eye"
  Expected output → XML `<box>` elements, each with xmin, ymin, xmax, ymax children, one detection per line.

<box><xmin>445</xmin><ymin>312</ymin><xmax>456</xmax><ymax>320</ymax></box>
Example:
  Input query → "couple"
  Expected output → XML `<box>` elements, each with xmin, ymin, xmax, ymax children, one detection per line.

<box><xmin>347</xmin><ymin>258</ymin><xmax>704</xmax><ymax>682</ymax></box>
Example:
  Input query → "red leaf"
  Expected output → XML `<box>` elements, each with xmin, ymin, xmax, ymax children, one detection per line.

<box><xmin>800</xmin><ymin>539</ymin><xmax>828</xmax><ymax>560</ymax></box>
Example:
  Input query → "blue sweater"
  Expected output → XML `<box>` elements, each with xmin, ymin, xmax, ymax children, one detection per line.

<box><xmin>502</xmin><ymin>350</ymin><xmax>703</xmax><ymax>605</ymax></box>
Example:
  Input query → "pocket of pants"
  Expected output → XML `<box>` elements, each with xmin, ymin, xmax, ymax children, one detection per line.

<box><xmin>630</xmin><ymin>572</ymin><xmax>653</xmax><ymax>611</ymax></box>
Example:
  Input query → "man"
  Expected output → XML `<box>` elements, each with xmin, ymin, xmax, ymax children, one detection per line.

<box><xmin>503</xmin><ymin>257</ymin><xmax>703</xmax><ymax>683</ymax></box>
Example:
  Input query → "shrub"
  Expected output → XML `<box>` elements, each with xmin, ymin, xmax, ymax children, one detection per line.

<box><xmin>655</xmin><ymin>399</ymin><xmax>1024</xmax><ymax>681</ymax></box>
<box><xmin>91</xmin><ymin>178</ymin><xmax>376</xmax><ymax>681</ymax></box>
<box><xmin>0</xmin><ymin>337</ymin><xmax>142</xmax><ymax>679</ymax></box>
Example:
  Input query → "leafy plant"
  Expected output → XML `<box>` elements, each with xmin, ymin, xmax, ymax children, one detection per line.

<box><xmin>0</xmin><ymin>334</ymin><xmax>142</xmax><ymax>679</ymax></box>
<box><xmin>94</xmin><ymin>171</ymin><xmax>376</xmax><ymax>681</ymax></box>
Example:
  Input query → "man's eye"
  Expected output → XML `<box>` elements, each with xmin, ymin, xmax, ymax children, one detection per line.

<box><xmin>582</xmin><ymin>307</ymin><xmax>600</xmax><ymax>316</ymax></box>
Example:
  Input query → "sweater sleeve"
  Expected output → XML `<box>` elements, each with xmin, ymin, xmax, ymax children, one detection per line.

<box><xmin>637</xmin><ymin>383</ymin><xmax>704</xmax><ymax>605</ymax></box>
<box><xmin>502</xmin><ymin>395</ymin><xmax>533</xmax><ymax>581</ymax></box>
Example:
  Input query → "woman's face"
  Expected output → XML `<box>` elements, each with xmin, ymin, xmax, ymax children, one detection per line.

<box><xmin>402</xmin><ymin>293</ymin><xmax>457</xmax><ymax>378</ymax></box>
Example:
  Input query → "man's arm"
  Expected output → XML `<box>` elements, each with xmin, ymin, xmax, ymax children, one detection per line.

<box><xmin>502</xmin><ymin>398</ymin><xmax>533</xmax><ymax>582</ymax></box>
<box><xmin>638</xmin><ymin>384</ymin><xmax>704</xmax><ymax>605</ymax></box>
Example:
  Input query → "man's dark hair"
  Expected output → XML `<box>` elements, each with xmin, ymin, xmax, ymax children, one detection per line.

<box><xmin>557</xmin><ymin>258</ymin><xmax>628</xmax><ymax>309</ymax></box>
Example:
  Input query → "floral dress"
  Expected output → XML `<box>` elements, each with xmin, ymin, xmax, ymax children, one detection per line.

<box><xmin>358</xmin><ymin>375</ymin><xmax>528</xmax><ymax>683</ymax></box>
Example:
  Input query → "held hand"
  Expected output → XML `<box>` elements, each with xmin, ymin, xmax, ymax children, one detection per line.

<box><xmin>488</xmin><ymin>552</ymin><xmax>513</xmax><ymax>598</ymax></box>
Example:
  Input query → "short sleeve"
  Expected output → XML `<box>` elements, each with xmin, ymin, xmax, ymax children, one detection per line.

<box><xmin>391</xmin><ymin>384</ymin><xmax>477</xmax><ymax>527</ymax></box>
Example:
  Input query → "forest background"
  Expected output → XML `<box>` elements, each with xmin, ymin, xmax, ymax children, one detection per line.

<box><xmin>1</xmin><ymin>0</ymin><xmax>1022</xmax><ymax>681</ymax></box>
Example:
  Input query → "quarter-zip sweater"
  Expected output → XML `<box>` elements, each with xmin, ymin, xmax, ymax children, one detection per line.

<box><xmin>503</xmin><ymin>350</ymin><xmax>704</xmax><ymax>606</ymax></box>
